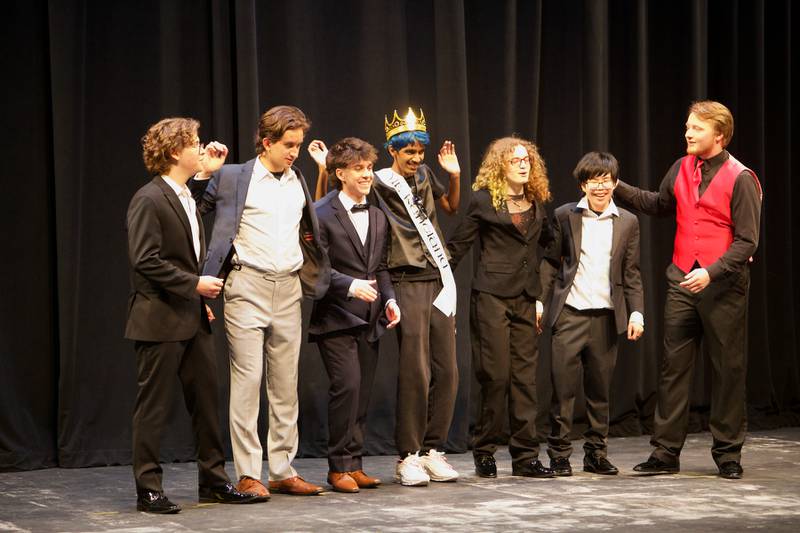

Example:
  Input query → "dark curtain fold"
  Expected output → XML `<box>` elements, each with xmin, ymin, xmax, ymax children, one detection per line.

<box><xmin>1</xmin><ymin>0</ymin><xmax>796</xmax><ymax>471</ymax></box>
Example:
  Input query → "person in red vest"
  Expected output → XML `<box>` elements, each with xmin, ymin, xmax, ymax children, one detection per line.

<box><xmin>614</xmin><ymin>100</ymin><xmax>762</xmax><ymax>480</ymax></box>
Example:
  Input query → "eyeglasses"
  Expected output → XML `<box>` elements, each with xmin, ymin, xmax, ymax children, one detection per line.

<box><xmin>584</xmin><ymin>179</ymin><xmax>615</xmax><ymax>190</ymax></box>
<box><xmin>507</xmin><ymin>156</ymin><xmax>530</xmax><ymax>167</ymax></box>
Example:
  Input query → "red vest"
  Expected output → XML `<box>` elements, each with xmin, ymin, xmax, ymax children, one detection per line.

<box><xmin>672</xmin><ymin>154</ymin><xmax>761</xmax><ymax>272</ymax></box>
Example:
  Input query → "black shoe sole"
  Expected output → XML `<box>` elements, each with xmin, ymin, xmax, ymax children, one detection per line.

<box><xmin>475</xmin><ymin>470</ymin><xmax>497</xmax><ymax>478</ymax></box>
<box><xmin>632</xmin><ymin>468</ymin><xmax>679</xmax><ymax>475</ymax></box>
<box><xmin>199</xmin><ymin>495</ymin><xmax>258</xmax><ymax>504</ymax></box>
<box><xmin>511</xmin><ymin>472</ymin><xmax>556</xmax><ymax>479</ymax></box>
<box><xmin>552</xmin><ymin>470</ymin><xmax>573</xmax><ymax>477</ymax></box>
<box><xmin>137</xmin><ymin>504</ymin><xmax>181</xmax><ymax>514</ymax></box>
<box><xmin>584</xmin><ymin>466</ymin><xmax>618</xmax><ymax>475</ymax></box>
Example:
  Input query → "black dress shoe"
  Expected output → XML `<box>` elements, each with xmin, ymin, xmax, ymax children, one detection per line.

<box><xmin>632</xmin><ymin>456</ymin><xmax>679</xmax><ymax>475</ymax></box>
<box><xmin>137</xmin><ymin>491</ymin><xmax>181</xmax><ymax>514</ymax></box>
<box><xmin>512</xmin><ymin>459</ymin><xmax>556</xmax><ymax>478</ymax></box>
<box><xmin>474</xmin><ymin>455</ymin><xmax>497</xmax><ymax>478</ymax></box>
<box><xmin>718</xmin><ymin>461</ymin><xmax>743</xmax><ymax>479</ymax></box>
<box><xmin>584</xmin><ymin>454</ymin><xmax>619</xmax><ymax>475</ymax></box>
<box><xmin>199</xmin><ymin>482</ymin><xmax>258</xmax><ymax>504</ymax></box>
<box><xmin>550</xmin><ymin>457</ymin><xmax>572</xmax><ymax>477</ymax></box>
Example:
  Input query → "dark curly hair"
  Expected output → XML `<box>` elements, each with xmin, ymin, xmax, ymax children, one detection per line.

<box><xmin>141</xmin><ymin>117</ymin><xmax>199</xmax><ymax>175</ymax></box>
<box><xmin>325</xmin><ymin>137</ymin><xmax>378</xmax><ymax>189</ymax></box>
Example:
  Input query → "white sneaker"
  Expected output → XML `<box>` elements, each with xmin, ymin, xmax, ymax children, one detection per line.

<box><xmin>419</xmin><ymin>449</ymin><xmax>459</xmax><ymax>482</ymax></box>
<box><xmin>394</xmin><ymin>452</ymin><xmax>430</xmax><ymax>486</ymax></box>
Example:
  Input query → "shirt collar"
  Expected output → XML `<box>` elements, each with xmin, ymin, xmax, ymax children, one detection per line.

<box><xmin>338</xmin><ymin>190</ymin><xmax>367</xmax><ymax>211</ymax></box>
<box><xmin>254</xmin><ymin>156</ymin><xmax>296</xmax><ymax>182</ymax></box>
<box><xmin>161</xmin><ymin>175</ymin><xmax>190</xmax><ymax>198</ymax></box>
<box><xmin>577</xmin><ymin>196</ymin><xmax>618</xmax><ymax>219</ymax></box>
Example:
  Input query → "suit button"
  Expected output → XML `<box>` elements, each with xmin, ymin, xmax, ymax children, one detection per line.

<box><xmin>229</xmin><ymin>237</ymin><xmax>234</xmax><ymax>243</ymax></box>
<box><xmin>218</xmin><ymin>257</ymin><xmax>223</xmax><ymax>263</ymax></box>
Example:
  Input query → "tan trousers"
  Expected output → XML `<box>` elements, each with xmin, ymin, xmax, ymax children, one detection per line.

<box><xmin>224</xmin><ymin>266</ymin><xmax>302</xmax><ymax>481</ymax></box>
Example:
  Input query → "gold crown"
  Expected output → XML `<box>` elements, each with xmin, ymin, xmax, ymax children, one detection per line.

<box><xmin>384</xmin><ymin>107</ymin><xmax>427</xmax><ymax>140</ymax></box>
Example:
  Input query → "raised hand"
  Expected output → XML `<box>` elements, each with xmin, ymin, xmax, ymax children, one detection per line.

<box><xmin>307</xmin><ymin>139</ymin><xmax>328</xmax><ymax>169</ymax></box>
<box><xmin>200</xmin><ymin>141</ymin><xmax>229</xmax><ymax>175</ymax></box>
<box><xmin>437</xmin><ymin>140</ymin><xmax>460</xmax><ymax>176</ymax></box>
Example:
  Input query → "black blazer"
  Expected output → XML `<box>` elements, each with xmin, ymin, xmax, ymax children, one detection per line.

<box><xmin>189</xmin><ymin>159</ymin><xmax>330</xmax><ymax>300</ymax></box>
<box><xmin>125</xmin><ymin>177</ymin><xmax>210</xmax><ymax>342</ymax></box>
<box><xmin>447</xmin><ymin>189</ymin><xmax>553</xmax><ymax>298</ymax></box>
<box><xmin>541</xmin><ymin>202</ymin><xmax>644</xmax><ymax>335</ymax></box>
<box><xmin>309</xmin><ymin>191</ymin><xmax>395</xmax><ymax>343</ymax></box>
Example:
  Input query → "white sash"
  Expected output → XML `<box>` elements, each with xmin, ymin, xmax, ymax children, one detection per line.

<box><xmin>375</xmin><ymin>168</ymin><xmax>457</xmax><ymax>316</ymax></box>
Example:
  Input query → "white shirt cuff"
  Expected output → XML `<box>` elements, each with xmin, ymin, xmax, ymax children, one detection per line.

<box><xmin>629</xmin><ymin>311</ymin><xmax>644</xmax><ymax>326</ymax></box>
<box><xmin>536</xmin><ymin>300</ymin><xmax>543</xmax><ymax>314</ymax></box>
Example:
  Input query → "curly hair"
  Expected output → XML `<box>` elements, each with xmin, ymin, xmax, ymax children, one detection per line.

<box><xmin>141</xmin><ymin>117</ymin><xmax>199</xmax><ymax>176</ymax></box>
<box><xmin>326</xmin><ymin>137</ymin><xmax>378</xmax><ymax>189</ymax></box>
<box><xmin>472</xmin><ymin>136</ymin><xmax>551</xmax><ymax>211</ymax></box>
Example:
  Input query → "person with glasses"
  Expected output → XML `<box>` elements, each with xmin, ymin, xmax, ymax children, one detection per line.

<box><xmin>616</xmin><ymin>101</ymin><xmax>761</xmax><ymax>479</ymax></box>
<box><xmin>540</xmin><ymin>151</ymin><xmax>644</xmax><ymax>477</ymax></box>
<box><xmin>448</xmin><ymin>136</ymin><xmax>556</xmax><ymax>479</ymax></box>
<box><xmin>126</xmin><ymin>117</ymin><xmax>255</xmax><ymax>513</ymax></box>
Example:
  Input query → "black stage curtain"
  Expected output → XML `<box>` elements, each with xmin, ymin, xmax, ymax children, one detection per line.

<box><xmin>1</xmin><ymin>0</ymin><xmax>797</xmax><ymax>471</ymax></box>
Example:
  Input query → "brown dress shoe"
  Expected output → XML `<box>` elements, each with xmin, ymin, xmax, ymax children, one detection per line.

<box><xmin>268</xmin><ymin>476</ymin><xmax>323</xmax><ymax>496</ymax></box>
<box><xmin>327</xmin><ymin>472</ymin><xmax>359</xmax><ymax>493</ymax></box>
<box><xmin>236</xmin><ymin>476</ymin><xmax>270</xmax><ymax>502</ymax></box>
<box><xmin>349</xmin><ymin>470</ymin><xmax>381</xmax><ymax>488</ymax></box>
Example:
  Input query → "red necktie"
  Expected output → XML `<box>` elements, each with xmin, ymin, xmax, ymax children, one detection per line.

<box><xmin>692</xmin><ymin>160</ymin><xmax>703</xmax><ymax>202</ymax></box>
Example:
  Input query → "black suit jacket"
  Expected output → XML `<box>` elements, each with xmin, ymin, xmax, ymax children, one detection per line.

<box><xmin>309</xmin><ymin>191</ymin><xmax>395</xmax><ymax>342</ymax></box>
<box><xmin>447</xmin><ymin>189</ymin><xmax>553</xmax><ymax>298</ymax></box>
<box><xmin>125</xmin><ymin>177</ymin><xmax>210</xmax><ymax>342</ymax></box>
<box><xmin>541</xmin><ymin>202</ymin><xmax>644</xmax><ymax>335</ymax></box>
<box><xmin>189</xmin><ymin>159</ymin><xmax>330</xmax><ymax>300</ymax></box>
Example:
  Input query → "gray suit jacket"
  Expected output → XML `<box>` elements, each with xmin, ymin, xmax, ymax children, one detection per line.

<box><xmin>190</xmin><ymin>158</ymin><xmax>330</xmax><ymax>300</ymax></box>
<box><xmin>541</xmin><ymin>202</ymin><xmax>643</xmax><ymax>335</ymax></box>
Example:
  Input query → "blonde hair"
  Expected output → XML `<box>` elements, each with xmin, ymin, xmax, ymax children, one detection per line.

<box><xmin>473</xmin><ymin>136</ymin><xmax>551</xmax><ymax>211</ymax></box>
<box><xmin>689</xmin><ymin>100</ymin><xmax>734</xmax><ymax>147</ymax></box>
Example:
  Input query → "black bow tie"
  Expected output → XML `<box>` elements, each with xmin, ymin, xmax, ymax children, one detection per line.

<box><xmin>351</xmin><ymin>203</ymin><xmax>369</xmax><ymax>212</ymax></box>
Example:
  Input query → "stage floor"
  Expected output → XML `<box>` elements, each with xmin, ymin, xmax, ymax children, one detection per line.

<box><xmin>1</xmin><ymin>429</ymin><xmax>799</xmax><ymax>532</ymax></box>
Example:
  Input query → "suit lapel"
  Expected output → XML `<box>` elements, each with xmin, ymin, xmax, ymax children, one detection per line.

<box><xmin>332</xmin><ymin>195</ymin><xmax>367</xmax><ymax>262</ymax></box>
<box><xmin>568</xmin><ymin>207</ymin><xmax>583</xmax><ymax>260</ymax></box>
<box><xmin>235</xmin><ymin>159</ymin><xmax>257</xmax><ymax>224</ymax></box>
<box><xmin>611</xmin><ymin>214</ymin><xmax>622</xmax><ymax>261</ymax></box>
<box><xmin>154</xmin><ymin>177</ymin><xmax>195</xmax><ymax>259</ymax></box>
<box><xmin>495</xmin><ymin>206</ymin><xmax>527</xmax><ymax>242</ymax></box>
<box><xmin>367</xmin><ymin>206</ymin><xmax>379</xmax><ymax>269</ymax></box>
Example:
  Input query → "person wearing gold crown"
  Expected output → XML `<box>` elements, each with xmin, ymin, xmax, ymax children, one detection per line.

<box><xmin>365</xmin><ymin>107</ymin><xmax>462</xmax><ymax>486</ymax></box>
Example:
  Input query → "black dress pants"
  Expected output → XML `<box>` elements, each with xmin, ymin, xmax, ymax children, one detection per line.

<box><xmin>470</xmin><ymin>290</ymin><xmax>540</xmax><ymax>466</ymax></box>
<box><xmin>317</xmin><ymin>328</ymin><xmax>379</xmax><ymax>472</ymax></box>
<box><xmin>651</xmin><ymin>263</ymin><xmax>749</xmax><ymax>465</ymax></box>
<box><xmin>132</xmin><ymin>330</ymin><xmax>229</xmax><ymax>493</ymax></box>
<box><xmin>393</xmin><ymin>278</ymin><xmax>458</xmax><ymax>456</ymax></box>
<box><xmin>547</xmin><ymin>306</ymin><xmax>617</xmax><ymax>459</ymax></box>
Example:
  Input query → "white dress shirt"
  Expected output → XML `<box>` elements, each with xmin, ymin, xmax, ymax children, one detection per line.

<box><xmin>161</xmin><ymin>176</ymin><xmax>201</xmax><ymax>262</ymax></box>
<box><xmin>233</xmin><ymin>157</ymin><xmax>306</xmax><ymax>274</ymax></box>
<box><xmin>566</xmin><ymin>197</ymin><xmax>643</xmax><ymax>325</ymax></box>
<box><xmin>338</xmin><ymin>191</ymin><xmax>369</xmax><ymax>245</ymax></box>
